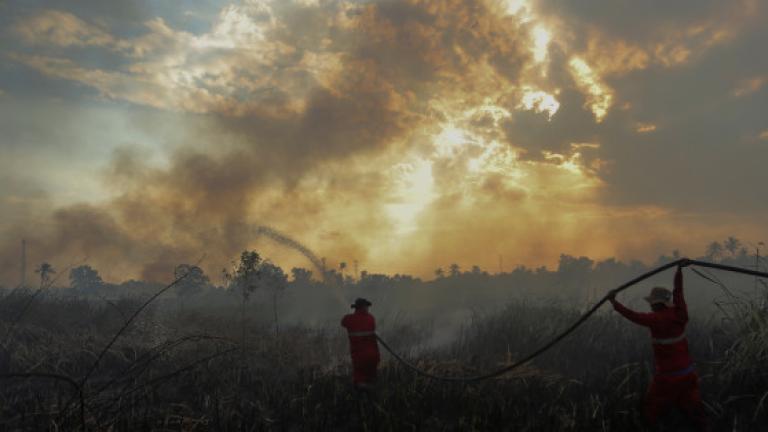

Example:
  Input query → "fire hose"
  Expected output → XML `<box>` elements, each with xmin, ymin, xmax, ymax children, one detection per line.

<box><xmin>375</xmin><ymin>259</ymin><xmax>768</xmax><ymax>382</ymax></box>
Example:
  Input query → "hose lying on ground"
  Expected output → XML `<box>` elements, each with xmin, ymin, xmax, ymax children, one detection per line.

<box><xmin>375</xmin><ymin>259</ymin><xmax>768</xmax><ymax>382</ymax></box>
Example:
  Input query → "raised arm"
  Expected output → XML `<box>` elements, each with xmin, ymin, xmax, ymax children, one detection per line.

<box><xmin>609</xmin><ymin>298</ymin><xmax>657</xmax><ymax>327</ymax></box>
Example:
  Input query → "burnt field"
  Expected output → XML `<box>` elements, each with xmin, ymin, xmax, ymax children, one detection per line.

<box><xmin>3</xmin><ymin>0</ymin><xmax>767</xmax><ymax>430</ymax></box>
<box><xmin>0</xmin><ymin>280</ymin><xmax>766</xmax><ymax>431</ymax></box>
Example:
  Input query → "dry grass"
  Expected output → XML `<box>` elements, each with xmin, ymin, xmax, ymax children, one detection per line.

<box><xmin>0</xmin><ymin>287</ymin><xmax>766</xmax><ymax>431</ymax></box>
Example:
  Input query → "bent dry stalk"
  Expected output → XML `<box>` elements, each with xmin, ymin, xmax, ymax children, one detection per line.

<box><xmin>55</xmin><ymin>260</ymin><xmax>203</xmax><ymax>427</ymax></box>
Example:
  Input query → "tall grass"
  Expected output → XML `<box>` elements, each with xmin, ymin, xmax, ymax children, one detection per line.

<box><xmin>0</xmin><ymin>287</ymin><xmax>766</xmax><ymax>431</ymax></box>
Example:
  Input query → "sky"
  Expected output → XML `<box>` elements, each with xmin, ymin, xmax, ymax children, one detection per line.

<box><xmin>0</xmin><ymin>0</ymin><xmax>766</xmax><ymax>284</ymax></box>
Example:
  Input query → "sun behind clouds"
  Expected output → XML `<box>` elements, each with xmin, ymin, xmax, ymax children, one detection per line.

<box><xmin>0</xmin><ymin>0</ymin><xmax>766</xmax><ymax>282</ymax></box>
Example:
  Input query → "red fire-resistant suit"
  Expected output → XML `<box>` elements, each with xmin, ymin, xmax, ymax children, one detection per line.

<box><xmin>610</xmin><ymin>267</ymin><xmax>708</xmax><ymax>430</ymax></box>
<box><xmin>341</xmin><ymin>309</ymin><xmax>380</xmax><ymax>385</ymax></box>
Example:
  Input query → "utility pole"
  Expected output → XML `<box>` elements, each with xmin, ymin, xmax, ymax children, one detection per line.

<box><xmin>20</xmin><ymin>239</ymin><xmax>27</xmax><ymax>288</ymax></box>
<box><xmin>498</xmin><ymin>254</ymin><xmax>503</xmax><ymax>274</ymax></box>
<box><xmin>353</xmin><ymin>260</ymin><xmax>359</xmax><ymax>280</ymax></box>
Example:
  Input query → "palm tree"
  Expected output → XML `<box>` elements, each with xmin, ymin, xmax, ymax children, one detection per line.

<box><xmin>34</xmin><ymin>262</ymin><xmax>55</xmax><ymax>288</ymax></box>
<box><xmin>449</xmin><ymin>263</ymin><xmax>461</xmax><ymax>278</ymax></box>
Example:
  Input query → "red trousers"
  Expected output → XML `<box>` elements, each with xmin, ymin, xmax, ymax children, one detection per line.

<box><xmin>351</xmin><ymin>353</ymin><xmax>379</xmax><ymax>384</ymax></box>
<box><xmin>645</xmin><ymin>372</ymin><xmax>708</xmax><ymax>430</ymax></box>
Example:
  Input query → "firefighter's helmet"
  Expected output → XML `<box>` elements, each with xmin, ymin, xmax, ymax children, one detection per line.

<box><xmin>644</xmin><ymin>287</ymin><xmax>673</xmax><ymax>307</ymax></box>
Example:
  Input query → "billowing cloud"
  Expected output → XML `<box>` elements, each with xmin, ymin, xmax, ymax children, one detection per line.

<box><xmin>0</xmin><ymin>0</ymin><xmax>766</xmax><ymax>284</ymax></box>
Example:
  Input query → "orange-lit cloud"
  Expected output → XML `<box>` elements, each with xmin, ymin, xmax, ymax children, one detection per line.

<box><xmin>12</xmin><ymin>10</ymin><xmax>118</xmax><ymax>48</ymax></box>
<box><xmin>568</xmin><ymin>57</ymin><xmax>612</xmax><ymax>122</ymax></box>
<box><xmin>635</xmin><ymin>123</ymin><xmax>657</xmax><ymax>133</ymax></box>
<box><xmin>732</xmin><ymin>76</ymin><xmax>767</xmax><ymax>97</ymax></box>
<box><xmin>1</xmin><ymin>0</ymin><xmax>766</xmax><ymax>284</ymax></box>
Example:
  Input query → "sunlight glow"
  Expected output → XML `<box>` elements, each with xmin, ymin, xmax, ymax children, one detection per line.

<box><xmin>193</xmin><ymin>5</ymin><xmax>270</xmax><ymax>49</ymax></box>
<box><xmin>503</xmin><ymin>0</ymin><xmax>529</xmax><ymax>17</ymax></box>
<box><xmin>518</xmin><ymin>87</ymin><xmax>560</xmax><ymax>120</ymax></box>
<box><xmin>433</xmin><ymin>125</ymin><xmax>471</xmax><ymax>157</ymax></box>
<box><xmin>386</xmin><ymin>158</ymin><xmax>435</xmax><ymax>235</ymax></box>
<box><xmin>532</xmin><ymin>25</ymin><xmax>551</xmax><ymax>63</ymax></box>
<box><xmin>569</xmin><ymin>57</ymin><xmax>613</xmax><ymax>122</ymax></box>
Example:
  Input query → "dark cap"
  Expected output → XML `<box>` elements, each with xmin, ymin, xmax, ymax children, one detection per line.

<box><xmin>351</xmin><ymin>298</ymin><xmax>372</xmax><ymax>309</ymax></box>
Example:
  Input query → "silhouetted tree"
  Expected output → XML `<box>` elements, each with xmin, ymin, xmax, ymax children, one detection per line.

<box><xmin>434</xmin><ymin>267</ymin><xmax>445</xmax><ymax>279</ymax></box>
<box><xmin>225</xmin><ymin>251</ymin><xmax>261</xmax><ymax>300</ymax></box>
<box><xmin>261</xmin><ymin>262</ymin><xmax>288</xmax><ymax>336</ymax></box>
<box><xmin>557</xmin><ymin>254</ymin><xmax>594</xmax><ymax>300</ymax></box>
<box><xmin>706</xmin><ymin>241</ymin><xmax>724</xmax><ymax>261</ymax></box>
<box><xmin>724</xmin><ymin>237</ymin><xmax>742</xmax><ymax>256</ymax></box>
<box><xmin>173</xmin><ymin>264</ymin><xmax>209</xmax><ymax>310</ymax></box>
<box><xmin>593</xmin><ymin>258</ymin><xmax>630</xmax><ymax>282</ymax></box>
<box><xmin>291</xmin><ymin>267</ymin><xmax>313</xmax><ymax>284</ymax></box>
<box><xmin>69</xmin><ymin>265</ymin><xmax>103</xmax><ymax>294</ymax></box>
<box><xmin>224</xmin><ymin>250</ymin><xmax>262</xmax><ymax>360</ymax></box>
<box><xmin>449</xmin><ymin>263</ymin><xmax>461</xmax><ymax>278</ymax></box>
<box><xmin>325</xmin><ymin>269</ymin><xmax>343</xmax><ymax>286</ymax></box>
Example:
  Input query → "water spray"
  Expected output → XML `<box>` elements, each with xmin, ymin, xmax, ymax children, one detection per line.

<box><xmin>253</xmin><ymin>225</ymin><xmax>347</xmax><ymax>306</ymax></box>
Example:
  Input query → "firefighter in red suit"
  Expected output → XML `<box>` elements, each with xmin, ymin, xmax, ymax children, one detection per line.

<box><xmin>341</xmin><ymin>298</ymin><xmax>380</xmax><ymax>389</ymax></box>
<box><xmin>607</xmin><ymin>259</ymin><xmax>708</xmax><ymax>430</ymax></box>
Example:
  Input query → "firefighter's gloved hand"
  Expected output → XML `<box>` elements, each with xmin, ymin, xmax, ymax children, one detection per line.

<box><xmin>678</xmin><ymin>258</ymin><xmax>692</xmax><ymax>268</ymax></box>
<box><xmin>606</xmin><ymin>290</ymin><xmax>617</xmax><ymax>301</ymax></box>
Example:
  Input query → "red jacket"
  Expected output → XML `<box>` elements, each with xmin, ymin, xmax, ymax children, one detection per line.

<box><xmin>341</xmin><ymin>309</ymin><xmax>380</xmax><ymax>360</ymax></box>
<box><xmin>611</xmin><ymin>268</ymin><xmax>693</xmax><ymax>374</ymax></box>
